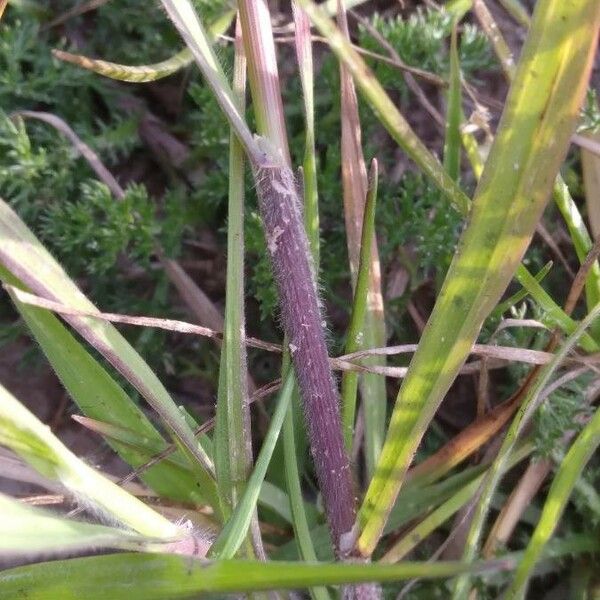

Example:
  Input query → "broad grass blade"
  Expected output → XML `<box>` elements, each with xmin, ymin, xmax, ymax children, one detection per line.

<box><xmin>357</xmin><ymin>0</ymin><xmax>600</xmax><ymax>556</ymax></box>
<box><xmin>0</xmin><ymin>553</ymin><xmax>510</xmax><ymax>599</ymax></box>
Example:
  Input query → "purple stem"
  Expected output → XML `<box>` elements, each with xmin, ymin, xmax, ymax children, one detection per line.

<box><xmin>255</xmin><ymin>158</ymin><xmax>356</xmax><ymax>555</ymax></box>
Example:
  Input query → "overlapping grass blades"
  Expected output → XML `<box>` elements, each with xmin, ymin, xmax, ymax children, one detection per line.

<box><xmin>0</xmin><ymin>382</ymin><xmax>179</xmax><ymax>540</ymax></box>
<box><xmin>0</xmin><ymin>198</ymin><xmax>219</xmax><ymax>507</ymax></box>
<box><xmin>354</xmin><ymin>0</ymin><xmax>600</xmax><ymax>555</ymax></box>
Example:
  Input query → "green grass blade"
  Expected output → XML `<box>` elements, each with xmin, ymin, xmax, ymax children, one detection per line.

<box><xmin>210</xmin><ymin>372</ymin><xmax>295</xmax><ymax>559</ymax></box>
<box><xmin>0</xmin><ymin>199</ymin><xmax>217</xmax><ymax>484</ymax></box>
<box><xmin>53</xmin><ymin>48</ymin><xmax>194</xmax><ymax>83</ymax></box>
<box><xmin>514</xmin><ymin>265</ymin><xmax>599</xmax><ymax>352</ymax></box>
<box><xmin>381</xmin><ymin>442</ymin><xmax>532</xmax><ymax>563</ymax></box>
<box><xmin>473</xmin><ymin>0</ymin><xmax>516</xmax><ymax>80</ymax></box>
<box><xmin>357</xmin><ymin>0</ymin><xmax>600</xmax><ymax>556</ymax></box>
<box><xmin>341</xmin><ymin>160</ymin><xmax>378</xmax><ymax>448</ymax></box>
<box><xmin>0</xmin><ymin>494</ymin><xmax>155</xmax><ymax>556</ymax></box>
<box><xmin>453</xmin><ymin>302</ymin><xmax>600</xmax><ymax>598</ymax></box>
<box><xmin>293</xmin><ymin>1</ymin><xmax>320</xmax><ymax>266</ymax></box>
<box><xmin>490</xmin><ymin>262</ymin><xmax>552</xmax><ymax>320</ymax></box>
<box><xmin>358</xmin><ymin>301</ymin><xmax>388</xmax><ymax>478</ymax></box>
<box><xmin>443</xmin><ymin>22</ymin><xmax>462</xmax><ymax>182</ymax></box>
<box><xmin>159</xmin><ymin>0</ymin><xmax>261</xmax><ymax>163</ymax></box>
<box><xmin>0</xmin><ymin>270</ymin><xmax>215</xmax><ymax>505</ymax></box>
<box><xmin>505</xmin><ymin>406</ymin><xmax>600</xmax><ymax>597</ymax></box>
<box><xmin>0</xmin><ymin>382</ymin><xmax>179</xmax><ymax>539</ymax></box>
<box><xmin>215</xmin><ymin>17</ymin><xmax>251</xmax><ymax>518</ymax></box>
<box><xmin>337</xmin><ymin>3</ymin><xmax>387</xmax><ymax>479</ymax></box>
<box><xmin>498</xmin><ymin>0</ymin><xmax>531</xmax><ymax>27</ymax></box>
<box><xmin>283</xmin><ymin>395</ymin><xmax>331</xmax><ymax>600</ymax></box>
<box><xmin>0</xmin><ymin>554</ymin><xmax>511</xmax><ymax>599</ymax></box>
<box><xmin>553</xmin><ymin>178</ymin><xmax>600</xmax><ymax>318</ymax></box>
<box><xmin>294</xmin><ymin>0</ymin><xmax>471</xmax><ymax>216</ymax></box>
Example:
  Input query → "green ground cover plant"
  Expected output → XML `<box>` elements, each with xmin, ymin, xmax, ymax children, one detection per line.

<box><xmin>0</xmin><ymin>0</ymin><xmax>599</xmax><ymax>598</ymax></box>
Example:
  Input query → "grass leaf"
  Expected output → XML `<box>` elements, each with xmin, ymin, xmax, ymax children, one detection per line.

<box><xmin>357</xmin><ymin>0</ymin><xmax>600</xmax><ymax>556</ymax></box>
<box><xmin>454</xmin><ymin>303</ymin><xmax>600</xmax><ymax>597</ymax></box>
<box><xmin>0</xmin><ymin>382</ymin><xmax>179</xmax><ymax>539</ymax></box>
<box><xmin>507</xmin><ymin>402</ymin><xmax>600</xmax><ymax>596</ymax></box>
<box><xmin>0</xmin><ymin>553</ymin><xmax>512</xmax><ymax>599</ymax></box>
<box><xmin>210</xmin><ymin>372</ymin><xmax>294</xmax><ymax>559</ymax></box>
<box><xmin>0</xmin><ymin>198</ymin><xmax>217</xmax><ymax>486</ymax></box>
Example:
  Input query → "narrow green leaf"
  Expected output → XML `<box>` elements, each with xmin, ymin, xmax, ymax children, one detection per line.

<box><xmin>514</xmin><ymin>266</ymin><xmax>598</xmax><ymax>352</ymax></box>
<box><xmin>215</xmin><ymin>16</ymin><xmax>251</xmax><ymax>518</ymax></box>
<box><xmin>341</xmin><ymin>160</ymin><xmax>378</xmax><ymax>448</ymax></box>
<box><xmin>53</xmin><ymin>48</ymin><xmax>194</xmax><ymax>83</ymax></box>
<box><xmin>505</xmin><ymin>405</ymin><xmax>600</xmax><ymax>596</ymax></box>
<box><xmin>210</xmin><ymin>372</ymin><xmax>295</xmax><ymax>559</ymax></box>
<box><xmin>443</xmin><ymin>22</ymin><xmax>462</xmax><ymax>182</ymax></box>
<box><xmin>295</xmin><ymin>0</ymin><xmax>471</xmax><ymax>216</ymax></box>
<box><xmin>553</xmin><ymin>178</ymin><xmax>600</xmax><ymax>322</ymax></box>
<box><xmin>336</xmin><ymin>2</ymin><xmax>387</xmax><ymax>479</ymax></box>
<box><xmin>293</xmin><ymin>1</ymin><xmax>320</xmax><ymax>265</ymax></box>
<box><xmin>159</xmin><ymin>0</ymin><xmax>261</xmax><ymax>164</ymax></box>
<box><xmin>381</xmin><ymin>443</ymin><xmax>532</xmax><ymax>563</ymax></box>
<box><xmin>0</xmin><ymin>553</ymin><xmax>511</xmax><ymax>599</ymax></box>
<box><xmin>489</xmin><ymin>262</ymin><xmax>552</xmax><ymax>320</ymax></box>
<box><xmin>51</xmin><ymin>11</ymin><xmax>234</xmax><ymax>82</ymax></box>
<box><xmin>283</xmin><ymin>394</ymin><xmax>331</xmax><ymax>600</ymax></box>
<box><xmin>454</xmin><ymin>302</ymin><xmax>600</xmax><ymax>598</ymax></box>
<box><xmin>498</xmin><ymin>0</ymin><xmax>531</xmax><ymax>28</ymax></box>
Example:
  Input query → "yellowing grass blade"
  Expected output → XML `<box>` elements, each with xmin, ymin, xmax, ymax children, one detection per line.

<box><xmin>507</xmin><ymin>401</ymin><xmax>600</xmax><ymax>597</ymax></box>
<box><xmin>51</xmin><ymin>10</ymin><xmax>235</xmax><ymax>83</ymax></box>
<box><xmin>357</xmin><ymin>0</ymin><xmax>600</xmax><ymax>556</ymax></box>
<box><xmin>0</xmin><ymin>383</ymin><xmax>180</xmax><ymax>540</ymax></box>
<box><xmin>0</xmin><ymin>494</ymin><xmax>153</xmax><ymax>557</ymax></box>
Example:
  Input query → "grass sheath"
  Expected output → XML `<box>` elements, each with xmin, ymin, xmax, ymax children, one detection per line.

<box><xmin>254</xmin><ymin>153</ymin><xmax>356</xmax><ymax>556</ymax></box>
<box><xmin>237</xmin><ymin>0</ymin><xmax>357</xmax><ymax>559</ymax></box>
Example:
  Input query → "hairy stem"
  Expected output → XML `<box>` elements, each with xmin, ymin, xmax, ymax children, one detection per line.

<box><xmin>255</xmin><ymin>155</ymin><xmax>356</xmax><ymax>555</ymax></box>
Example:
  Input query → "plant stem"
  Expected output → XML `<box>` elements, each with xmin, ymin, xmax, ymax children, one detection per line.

<box><xmin>254</xmin><ymin>156</ymin><xmax>356</xmax><ymax>555</ymax></box>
